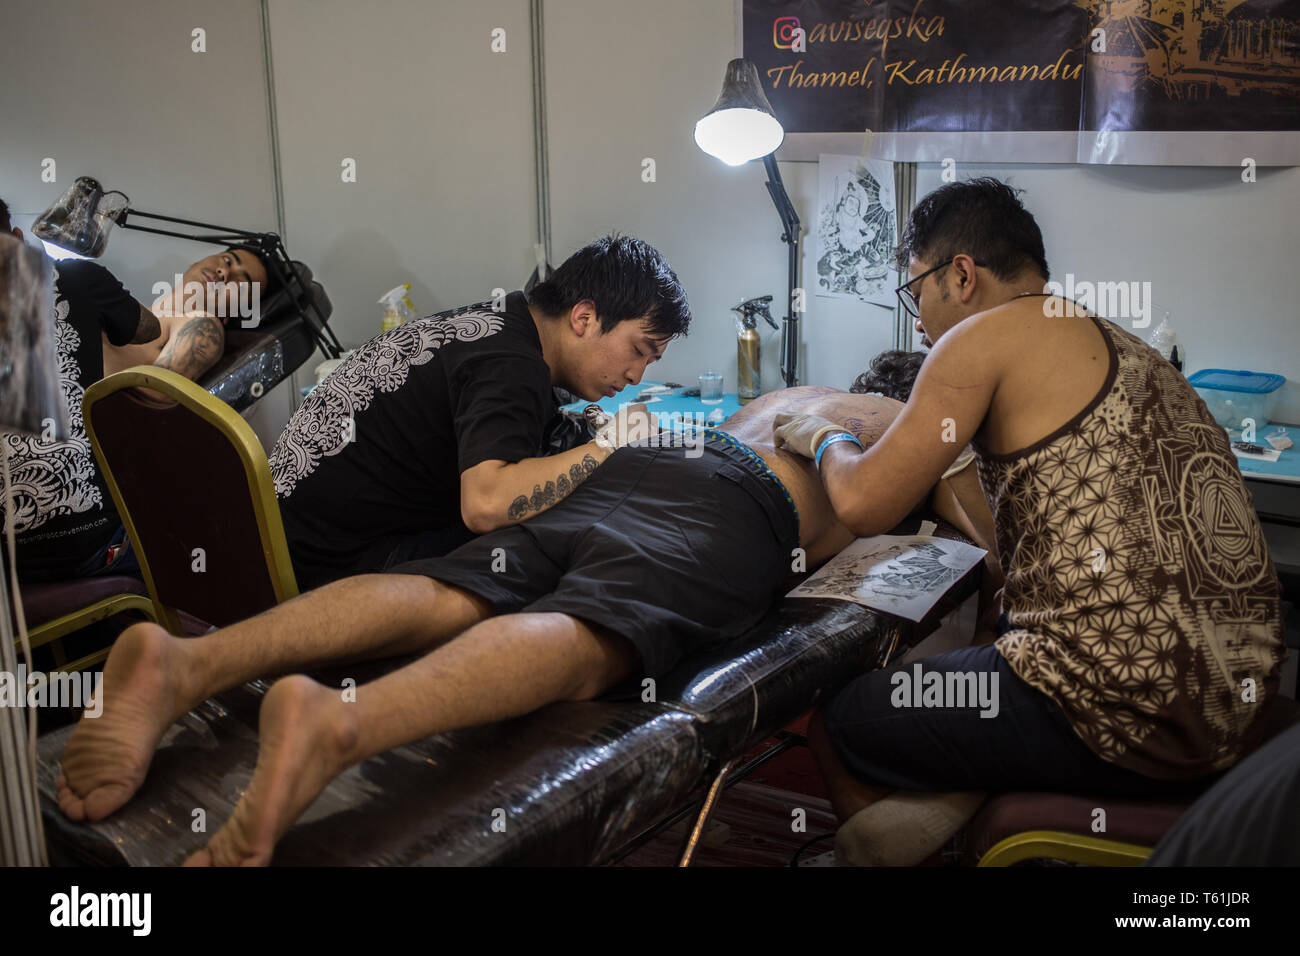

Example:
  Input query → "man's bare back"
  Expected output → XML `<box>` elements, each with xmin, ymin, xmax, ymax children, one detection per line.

<box><xmin>720</xmin><ymin>387</ymin><xmax>907</xmax><ymax>566</ymax></box>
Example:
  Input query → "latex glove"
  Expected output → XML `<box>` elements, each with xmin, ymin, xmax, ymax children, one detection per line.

<box><xmin>772</xmin><ymin>412</ymin><xmax>851</xmax><ymax>460</ymax></box>
<box><xmin>589</xmin><ymin>402</ymin><xmax>655</xmax><ymax>452</ymax></box>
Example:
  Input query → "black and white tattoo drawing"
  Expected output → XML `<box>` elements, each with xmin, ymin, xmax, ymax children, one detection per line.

<box><xmin>788</xmin><ymin>534</ymin><xmax>986</xmax><ymax>622</ymax></box>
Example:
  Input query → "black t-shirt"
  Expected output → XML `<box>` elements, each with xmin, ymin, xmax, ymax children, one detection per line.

<box><xmin>8</xmin><ymin>260</ymin><xmax>143</xmax><ymax>578</ymax></box>
<box><xmin>270</xmin><ymin>292</ymin><xmax>566</xmax><ymax>589</ymax></box>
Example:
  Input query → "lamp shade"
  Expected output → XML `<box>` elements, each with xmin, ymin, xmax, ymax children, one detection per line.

<box><xmin>694</xmin><ymin>58</ymin><xmax>785</xmax><ymax>166</ymax></box>
<box><xmin>32</xmin><ymin>176</ymin><xmax>129</xmax><ymax>258</ymax></box>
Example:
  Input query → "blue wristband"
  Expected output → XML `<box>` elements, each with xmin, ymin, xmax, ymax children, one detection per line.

<box><xmin>815</xmin><ymin>431</ymin><xmax>862</xmax><ymax>468</ymax></box>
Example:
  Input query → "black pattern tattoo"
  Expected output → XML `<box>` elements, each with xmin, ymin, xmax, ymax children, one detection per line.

<box><xmin>507</xmin><ymin>453</ymin><xmax>600</xmax><ymax>521</ymax></box>
<box><xmin>130</xmin><ymin>307</ymin><xmax>162</xmax><ymax>344</ymax></box>
<box><xmin>155</xmin><ymin>316</ymin><xmax>225</xmax><ymax>380</ymax></box>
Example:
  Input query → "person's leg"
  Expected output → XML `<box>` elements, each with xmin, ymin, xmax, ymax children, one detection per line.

<box><xmin>809</xmin><ymin>700</ymin><xmax>986</xmax><ymax>867</ymax></box>
<box><xmin>187</xmin><ymin>610</ymin><xmax>639</xmax><ymax>866</ymax></box>
<box><xmin>57</xmin><ymin>573</ymin><xmax>492</xmax><ymax>822</ymax></box>
<box><xmin>810</xmin><ymin>644</ymin><xmax>1020</xmax><ymax>865</ymax></box>
<box><xmin>806</xmin><ymin>706</ymin><xmax>892</xmax><ymax>820</ymax></box>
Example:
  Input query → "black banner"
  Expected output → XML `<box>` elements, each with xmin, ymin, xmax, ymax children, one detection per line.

<box><xmin>740</xmin><ymin>0</ymin><xmax>1300</xmax><ymax>165</ymax></box>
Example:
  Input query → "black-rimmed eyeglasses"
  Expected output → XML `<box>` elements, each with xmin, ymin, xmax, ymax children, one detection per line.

<box><xmin>895</xmin><ymin>258</ymin><xmax>985</xmax><ymax>317</ymax></box>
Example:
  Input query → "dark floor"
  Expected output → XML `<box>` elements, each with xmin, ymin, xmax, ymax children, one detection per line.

<box><xmin>614</xmin><ymin>778</ymin><xmax>839</xmax><ymax>867</ymax></box>
<box><xmin>615</xmin><ymin>712</ymin><xmax>847</xmax><ymax>867</ymax></box>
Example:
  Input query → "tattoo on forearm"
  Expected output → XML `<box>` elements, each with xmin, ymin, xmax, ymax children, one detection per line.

<box><xmin>155</xmin><ymin>316</ymin><xmax>224</xmax><ymax>379</ymax></box>
<box><xmin>130</xmin><ymin>311</ymin><xmax>162</xmax><ymax>344</ymax></box>
<box><xmin>506</xmin><ymin>454</ymin><xmax>600</xmax><ymax>521</ymax></box>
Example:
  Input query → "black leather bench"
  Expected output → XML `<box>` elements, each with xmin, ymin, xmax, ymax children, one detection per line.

<box><xmin>35</xmin><ymin>516</ymin><xmax>979</xmax><ymax>866</ymax></box>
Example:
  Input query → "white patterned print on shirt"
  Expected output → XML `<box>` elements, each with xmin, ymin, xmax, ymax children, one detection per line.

<box><xmin>1</xmin><ymin>277</ymin><xmax>103</xmax><ymax>535</ymax></box>
<box><xmin>269</xmin><ymin>306</ymin><xmax>505</xmax><ymax>498</ymax></box>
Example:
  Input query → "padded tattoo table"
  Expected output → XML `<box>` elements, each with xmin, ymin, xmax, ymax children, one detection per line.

<box><xmin>198</xmin><ymin>261</ymin><xmax>331</xmax><ymax>413</ymax></box>
<box><xmin>34</xmin><ymin>515</ymin><xmax>980</xmax><ymax>867</ymax></box>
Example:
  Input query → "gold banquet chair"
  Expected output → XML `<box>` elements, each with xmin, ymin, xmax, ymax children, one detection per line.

<box><xmin>9</xmin><ymin>580</ymin><xmax>156</xmax><ymax>673</ymax></box>
<box><xmin>83</xmin><ymin>367</ymin><xmax>298</xmax><ymax>636</ymax></box>
<box><xmin>965</xmin><ymin>697</ymin><xmax>1300</xmax><ymax>866</ymax></box>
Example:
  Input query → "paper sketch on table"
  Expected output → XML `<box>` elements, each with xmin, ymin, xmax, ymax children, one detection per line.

<box><xmin>788</xmin><ymin>535</ymin><xmax>986</xmax><ymax>622</ymax></box>
<box><xmin>814</xmin><ymin>154</ymin><xmax>897</xmax><ymax>308</ymax></box>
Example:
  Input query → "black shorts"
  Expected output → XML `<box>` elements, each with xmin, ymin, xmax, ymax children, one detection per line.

<box><xmin>388</xmin><ymin>431</ymin><xmax>801</xmax><ymax>678</ymax></box>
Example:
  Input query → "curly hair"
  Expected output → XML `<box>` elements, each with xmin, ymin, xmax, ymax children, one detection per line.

<box><xmin>850</xmin><ymin>349</ymin><xmax>926</xmax><ymax>402</ymax></box>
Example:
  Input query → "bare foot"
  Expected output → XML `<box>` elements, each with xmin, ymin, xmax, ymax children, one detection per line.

<box><xmin>56</xmin><ymin>621</ymin><xmax>197</xmax><ymax>821</ymax></box>
<box><xmin>184</xmin><ymin>675</ymin><xmax>359</xmax><ymax>867</ymax></box>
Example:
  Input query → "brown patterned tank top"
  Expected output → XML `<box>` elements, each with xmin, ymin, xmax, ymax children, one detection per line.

<box><xmin>974</xmin><ymin>315</ymin><xmax>1284</xmax><ymax>779</ymax></box>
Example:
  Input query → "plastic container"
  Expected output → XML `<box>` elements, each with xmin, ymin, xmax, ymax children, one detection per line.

<box><xmin>1187</xmin><ymin>368</ymin><xmax>1285</xmax><ymax>429</ymax></box>
<box><xmin>378</xmin><ymin>284</ymin><xmax>418</xmax><ymax>333</ymax></box>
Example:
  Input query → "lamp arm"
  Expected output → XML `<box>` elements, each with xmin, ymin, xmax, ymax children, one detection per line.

<box><xmin>119</xmin><ymin>208</ymin><xmax>266</xmax><ymax>239</ymax></box>
<box><xmin>116</xmin><ymin>211</ymin><xmax>342</xmax><ymax>360</ymax></box>
<box><xmin>762</xmin><ymin>154</ymin><xmax>801</xmax><ymax>387</ymax></box>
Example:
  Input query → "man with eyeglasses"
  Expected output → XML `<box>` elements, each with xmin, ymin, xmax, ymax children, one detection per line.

<box><xmin>772</xmin><ymin>177</ymin><xmax>1284</xmax><ymax>866</ymax></box>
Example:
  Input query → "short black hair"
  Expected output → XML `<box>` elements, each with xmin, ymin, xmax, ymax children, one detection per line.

<box><xmin>0</xmin><ymin>197</ymin><xmax>11</xmax><ymax>233</ymax></box>
<box><xmin>225</xmin><ymin>243</ymin><xmax>280</xmax><ymax>297</ymax></box>
<box><xmin>528</xmin><ymin>234</ymin><xmax>690</xmax><ymax>341</ymax></box>
<box><xmin>850</xmin><ymin>349</ymin><xmax>926</xmax><ymax>402</ymax></box>
<box><xmin>895</xmin><ymin>177</ymin><xmax>1049</xmax><ymax>282</ymax></box>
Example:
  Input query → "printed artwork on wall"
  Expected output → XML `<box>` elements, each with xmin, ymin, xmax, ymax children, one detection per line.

<box><xmin>814</xmin><ymin>154</ymin><xmax>898</xmax><ymax>306</ymax></box>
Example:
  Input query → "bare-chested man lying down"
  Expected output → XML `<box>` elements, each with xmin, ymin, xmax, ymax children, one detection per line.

<box><xmin>57</xmin><ymin>386</ymin><xmax>991</xmax><ymax>865</ymax></box>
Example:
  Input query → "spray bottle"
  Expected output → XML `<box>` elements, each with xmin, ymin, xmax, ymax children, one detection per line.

<box><xmin>379</xmin><ymin>284</ymin><xmax>418</xmax><ymax>333</ymax></box>
<box><xmin>732</xmin><ymin>295</ymin><xmax>779</xmax><ymax>403</ymax></box>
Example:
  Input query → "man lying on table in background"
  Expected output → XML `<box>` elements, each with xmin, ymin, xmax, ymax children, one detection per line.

<box><xmin>3</xmin><ymin>194</ymin><xmax>275</xmax><ymax>583</ymax></box>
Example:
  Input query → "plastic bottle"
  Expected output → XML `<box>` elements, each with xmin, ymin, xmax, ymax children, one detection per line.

<box><xmin>379</xmin><ymin>284</ymin><xmax>418</xmax><ymax>333</ymax></box>
<box><xmin>1150</xmin><ymin>311</ymin><xmax>1175</xmax><ymax>362</ymax></box>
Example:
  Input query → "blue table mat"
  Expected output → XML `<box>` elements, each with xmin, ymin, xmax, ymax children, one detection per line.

<box><xmin>559</xmin><ymin>381</ymin><xmax>743</xmax><ymax>430</ymax></box>
<box><xmin>1233</xmin><ymin>422</ymin><xmax>1299</xmax><ymax>483</ymax></box>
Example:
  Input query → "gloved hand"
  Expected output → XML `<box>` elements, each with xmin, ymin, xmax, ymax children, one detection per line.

<box><xmin>588</xmin><ymin>402</ymin><xmax>655</xmax><ymax>452</ymax></box>
<box><xmin>772</xmin><ymin>412</ymin><xmax>852</xmax><ymax>461</ymax></box>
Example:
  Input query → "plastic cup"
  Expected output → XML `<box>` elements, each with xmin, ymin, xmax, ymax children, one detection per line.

<box><xmin>699</xmin><ymin>372</ymin><xmax>723</xmax><ymax>404</ymax></box>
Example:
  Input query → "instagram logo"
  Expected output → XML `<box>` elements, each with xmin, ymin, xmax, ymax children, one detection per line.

<box><xmin>773</xmin><ymin>16</ymin><xmax>802</xmax><ymax>49</ymax></box>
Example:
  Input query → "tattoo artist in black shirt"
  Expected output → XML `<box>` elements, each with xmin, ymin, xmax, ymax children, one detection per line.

<box><xmin>269</xmin><ymin>234</ymin><xmax>691</xmax><ymax>591</ymax></box>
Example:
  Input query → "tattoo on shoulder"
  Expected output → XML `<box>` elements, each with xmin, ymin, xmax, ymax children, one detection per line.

<box><xmin>155</xmin><ymin>316</ymin><xmax>225</xmax><ymax>379</ymax></box>
<box><xmin>506</xmin><ymin>454</ymin><xmax>601</xmax><ymax>521</ymax></box>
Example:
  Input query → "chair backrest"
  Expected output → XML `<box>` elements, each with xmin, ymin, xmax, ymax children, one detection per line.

<box><xmin>83</xmin><ymin>368</ymin><xmax>297</xmax><ymax>632</ymax></box>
